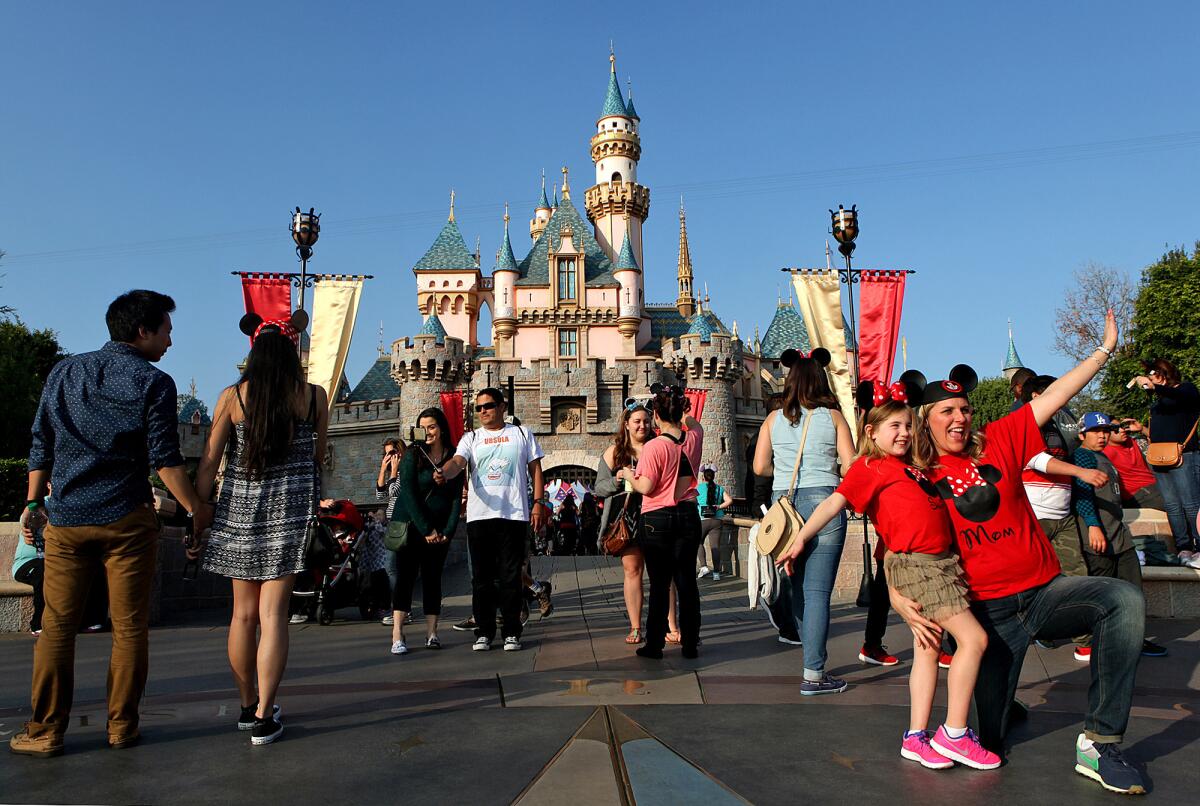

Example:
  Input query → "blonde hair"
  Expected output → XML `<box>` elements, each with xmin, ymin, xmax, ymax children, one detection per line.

<box><xmin>855</xmin><ymin>401</ymin><xmax>913</xmax><ymax>464</ymax></box>
<box><xmin>912</xmin><ymin>401</ymin><xmax>987</xmax><ymax>469</ymax></box>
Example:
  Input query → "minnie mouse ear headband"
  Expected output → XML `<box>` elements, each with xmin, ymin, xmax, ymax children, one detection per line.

<box><xmin>856</xmin><ymin>372</ymin><xmax>925</xmax><ymax>412</ymax></box>
<box><xmin>897</xmin><ymin>364</ymin><xmax>978</xmax><ymax>407</ymax></box>
<box><xmin>780</xmin><ymin>347</ymin><xmax>832</xmax><ymax>369</ymax></box>
<box><xmin>649</xmin><ymin>382</ymin><xmax>686</xmax><ymax>397</ymax></box>
<box><xmin>699</xmin><ymin>462</ymin><xmax>718</xmax><ymax>474</ymax></box>
<box><xmin>239</xmin><ymin>310</ymin><xmax>307</xmax><ymax>347</ymax></box>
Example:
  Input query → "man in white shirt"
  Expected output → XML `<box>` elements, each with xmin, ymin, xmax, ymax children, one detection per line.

<box><xmin>436</xmin><ymin>388</ymin><xmax>546</xmax><ymax>651</ymax></box>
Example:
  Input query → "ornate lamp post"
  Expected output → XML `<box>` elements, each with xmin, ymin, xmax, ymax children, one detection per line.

<box><xmin>291</xmin><ymin>206</ymin><xmax>321</xmax><ymax>316</ymax></box>
<box><xmin>829</xmin><ymin>204</ymin><xmax>860</xmax><ymax>385</ymax></box>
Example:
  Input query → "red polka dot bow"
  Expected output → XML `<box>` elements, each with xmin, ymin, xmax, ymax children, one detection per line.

<box><xmin>872</xmin><ymin>380</ymin><xmax>909</xmax><ymax>406</ymax></box>
<box><xmin>253</xmin><ymin>318</ymin><xmax>300</xmax><ymax>346</ymax></box>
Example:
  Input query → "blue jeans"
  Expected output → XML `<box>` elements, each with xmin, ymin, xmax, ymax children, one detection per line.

<box><xmin>772</xmin><ymin>487</ymin><xmax>845</xmax><ymax>674</ymax></box>
<box><xmin>971</xmin><ymin>574</ymin><xmax>1144</xmax><ymax>751</ymax></box>
<box><xmin>1153</xmin><ymin>451</ymin><xmax>1200</xmax><ymax>552</ymax></box>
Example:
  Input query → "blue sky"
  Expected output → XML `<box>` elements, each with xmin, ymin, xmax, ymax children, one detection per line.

<box><xmin>3</xmin><ymin>1</ymin><xmax>1198</xmax><ymax>408</ymax></box>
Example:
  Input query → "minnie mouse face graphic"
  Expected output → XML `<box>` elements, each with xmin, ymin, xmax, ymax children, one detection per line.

<box><xmin>930</xmin><ymin>463</ymin><xmax>1003</xmax><ymax>523</ymax></box>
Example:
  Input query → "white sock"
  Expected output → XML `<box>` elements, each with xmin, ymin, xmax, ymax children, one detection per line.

<box><xmin>942</xmin><ymin>725</ymin><xmax>967</xmax><ymax>740</ymax></box>
<box><xmin>1078</xmin><ymin>735</ymin><xmax>1096</xmax><ymax>751</ymax></box>
<box><xmin>803</xmin><ymin>669</ymin><xmax>823</xmax><ymax>683</ymax></box>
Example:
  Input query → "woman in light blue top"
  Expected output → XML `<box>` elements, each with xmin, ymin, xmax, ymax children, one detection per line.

<box><xmin>753</xmin><ymin>348</ymin><xmax>856</xmax><ymax>694</ymax></box>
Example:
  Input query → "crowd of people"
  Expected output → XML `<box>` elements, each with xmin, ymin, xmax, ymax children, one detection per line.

<box><xmin>11</xmin><ymin>289</ymin><xmax>1192</xmax><ymax>796</ymax></box>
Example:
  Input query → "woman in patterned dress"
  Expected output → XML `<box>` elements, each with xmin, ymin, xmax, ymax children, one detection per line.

<box><xmin>195</xmin><ymin>314</ymin><xmax>328</xmax><ymax>746</ymax></box>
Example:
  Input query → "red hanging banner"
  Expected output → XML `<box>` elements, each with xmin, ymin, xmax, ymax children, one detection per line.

<box><xmin>240</xmin><ymin>274</ymin><xmax>292</xmax><ymax>344</ymax></box>
<box><xmin>439</xmin><ymin>391</ymin><xmax>465</xmax><ymax>445</ymax></box>
<box><xmin>684</xmin><ymin>388</ymin><xmax>707</xmax><ymax>424</ymax></box>
<box><xmin>857</xmin><ymin>271</ymin><xmax>907</xmax><ymax>386</ymax></box>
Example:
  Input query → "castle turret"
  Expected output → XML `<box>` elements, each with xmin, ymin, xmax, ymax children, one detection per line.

<box><xmin>676</xmin><ymin>198</ymin><xmax>696</xmax><ymax>317</ymax></box>
<box><xmin>613</xmin><ymin>218</ymin><xmax>642</xmax><ymax>341</ymax></box>
<box><xmin>492</xmin><ymin>205</ymin><xmax>520</xmax><ymax>354</ymax></box>
<box><xmin>1003</xmin><ymin>319</ymin><xmax>1025</xmax><ymax>380</ymax></box>
<box><xmin>530</xmin><ymin>171</ymin><xmax>552</xmax><ymax>243</ymax></box>
<box><xmin>662</xmin><ymin>318</ymin><xmax>744</xmax><ymax>494</ymax></box>
<box><xmin>413</xmin><ymin>191</ymin><xmax>484</xmax><ymax>347</ymax></box>
<box><xmin>390</xmin><ymin>312</ymin><xmax>472</xmax><ymax>429</ymax></box>
<box><xmin>584</xmin><ymin>51</ymin><xmax>650</xmax><ymax>270</ymax></box>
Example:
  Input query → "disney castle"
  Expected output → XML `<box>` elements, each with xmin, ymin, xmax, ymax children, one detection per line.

<box><xmin>322</xmin><ymin>54</ymin><xmax>828</xmax><ymax>503</ymax></box>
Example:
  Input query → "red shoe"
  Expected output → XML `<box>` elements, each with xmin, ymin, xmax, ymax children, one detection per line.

<box><xmin>858</xmin><ymin>644</ymin><xmax>900</xmax><ymax>666</ymax></box>
<box><xmin>938</xmin><ymin>652</ymin><xmax>954</xmax><ymax>669</ymax></box>
<box><xmin>1073</xmin><ymin>645</ymin><xmax>1091</xmax><ymax>662</ymax></box>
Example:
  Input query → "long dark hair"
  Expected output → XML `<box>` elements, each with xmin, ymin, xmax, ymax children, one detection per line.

<box><xmin>781</xmin><ymin>358</ymin><xmax>838</xmax><ymax>424</ymax></box>
<box><xmin>415</xmin><ymin>406</ymin><xmax>457</xmax><ymax>457</ymax></box>
<box><xmin>650</xmin><ymin>385</ymin><xmax>689</xmax><ymax>426</ymax></box>
<box><xmin>238</xmin><ymin>330</ymin><xmax>305</xmax><ymax>477</ymax></box>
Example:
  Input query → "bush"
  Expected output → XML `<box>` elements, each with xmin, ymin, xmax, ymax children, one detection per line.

<box><xmin>0</xmin><ymin>458</ymin><xmax>27</xmax><ymax>521</ymax></box>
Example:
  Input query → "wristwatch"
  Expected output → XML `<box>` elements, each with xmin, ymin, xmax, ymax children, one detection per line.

<box><xmin>26</xmin><ymin>500</ymin><xmax>44</xmax><ymax>510</ymax></box>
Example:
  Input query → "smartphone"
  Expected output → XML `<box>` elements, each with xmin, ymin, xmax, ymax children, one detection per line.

<box><xmin>408</xmin><ymin>426</ymin><xmax>427</xmax><ymax>443</ymax></box>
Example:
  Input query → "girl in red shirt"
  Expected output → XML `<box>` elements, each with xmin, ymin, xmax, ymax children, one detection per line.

<box><xmin>778</xmin><ymin>382</ymin><xmax>999</xmax><ymax>771</ymax></box>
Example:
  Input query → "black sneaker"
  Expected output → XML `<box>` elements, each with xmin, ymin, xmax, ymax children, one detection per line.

<box><xmin>799</xmin><ymin>675</ymin><xmax>848</xmax><ymax>696</ymax></box>
<box><xmin>238</xmin><ymin>703</ymin><xmax>281</xmax><ymax>731</ymax></box>
<box><xmin>452</xmin><ymin>616</ymin><xmax>476</xmax><ymax>632</ymax></box>
<box><xmin>1075</xmin><ymin>735</ymin><xmax>1146</xmax><ymax>794</ymax></box>
<box><xmin>250</xmin><ymin>715</ymin><xmax>284</xmax><ymax>746</ymax></box>
<box><xmin>1141</xmin><ymin>640</ymin><xmax>1167</xmax><ymax>657</ymax></box>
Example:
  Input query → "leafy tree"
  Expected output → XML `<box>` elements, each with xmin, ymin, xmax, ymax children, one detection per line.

<box><xmin>0</xmin><ymin>320</ymin><xmax>67</xmax><ymax>459</ymax></box>
<box><xmin>1099</xmin><ymin>243</ymin><xmax>1200</xmax><ymax>418</ymax></box>
<box><xmin>971</xmin><ymin>376</ymin><xmax>1012</xmax><ymax>426</ymax></box>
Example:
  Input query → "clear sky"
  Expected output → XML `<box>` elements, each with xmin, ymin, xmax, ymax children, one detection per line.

<box><xmin>3</xmin><ymin>1</ymin><xmax>1198</xmax><ymax>409</ymax></box>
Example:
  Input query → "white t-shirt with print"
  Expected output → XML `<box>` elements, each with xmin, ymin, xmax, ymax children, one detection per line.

<box><xmin>456</xmin><ymin>424</ymin><xmax>544</xmax><ymax>523</ymax></box>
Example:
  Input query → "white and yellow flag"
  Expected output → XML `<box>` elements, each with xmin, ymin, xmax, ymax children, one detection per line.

<box><xmin>308</xmin><ymin>277</ymin><xmax>364</xmax><ymax>412</ymax></box>
<box><xmin>790</xmin><ymin>269</ymin><xmax>856</xmax><ymax>433</ymax></box>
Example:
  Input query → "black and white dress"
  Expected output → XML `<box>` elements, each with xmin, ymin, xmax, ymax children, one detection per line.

<box><xmin>202</xmin><ymin>386</ymin><xmax>320</xmax><ymax>580</ymax></box>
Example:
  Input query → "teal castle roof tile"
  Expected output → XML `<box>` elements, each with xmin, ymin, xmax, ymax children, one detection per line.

<box><xmin>1004</xmin><ymin>334</ymin><xmax>1024</xmax><ymax>370</ymax></box>
<box><xmin>515</xmin><ymin>195</ymin><xmax>618</xmax><ymax>287</ymax></box>
<box><xmin>625</xmin><ymin>82</ymin><xmax>639</xmax><ymax>120</ymax></box>
<box><xmin>495</xmin><ymin>214</ymin><xmax>519</xmax><ymax>272</ymax></box>
<box><xmin>615</xmin><ymin>230</ymin><xmax>639</xmax><ymax>271</ymax></box>
<box><xmin>413</xmin><ymin>217</ymin><xmax>476</xmax><ymax>272</ymax></box>
<box><xmin>601</xmin><ymin>66</ymin><xmax>628</xmax><ymax>118</ymax></box>
<box><xmin>177</xmin><ymin>394</ymin><xmax>211</xmax><ymax>425</ymax></box>
<box><xmin>347</xmin><ymin>357</ymin><xmax>400</xmax><ymax>402</ymax></box>
<box><xmin>643</xmin><ymin>305</ymin><xmax>729</xmax><ymax>353</ymax></box>
<box><xmin>418</xmin><ymin>312</ymin><xmax>448</xmax><ymax>344</ymax></box>
<box><xmin>760</xmin><ymin>303</ymin><xmax>810</xmax><ymax>358</ymax></box>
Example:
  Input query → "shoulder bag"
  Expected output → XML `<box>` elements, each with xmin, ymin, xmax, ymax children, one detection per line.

<box><xmin>303</xmin><ymin>518</ymin><xmax>338</xmax><ymax>571</ymax></box>
<box><xmin>601</xmin><ymin>493</ymin><xmax>636</xmax><ymax>556</ymax></box>
<box><xmin>755</xmin><ymin>412</ymin><xmax>812</xmax><ymax>561</ymax></box>
<box><xmin>1147</xmin><ymin>415</ymin><xmax>1199</xmax><ymax>469</ymax></box>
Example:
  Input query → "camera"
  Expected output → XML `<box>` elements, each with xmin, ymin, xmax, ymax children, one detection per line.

<box><xmin>407</xmin><ymin>425</ymin><xmax>427</xmax><ymax>443</ymax></box>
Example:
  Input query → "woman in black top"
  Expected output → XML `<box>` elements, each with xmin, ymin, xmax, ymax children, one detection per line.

<box><xmin>1133</xmin><ymin>358</ymin><xmax>1200</xmax><ymax>551</ymax></box>
<box><xmin>388</xmin><ymin>408</ymin><xmax>463</xmax><ymax>655</ymax></box>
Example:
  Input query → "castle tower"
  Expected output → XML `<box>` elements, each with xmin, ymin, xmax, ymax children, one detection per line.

<box><xmin>413</xmin><ymin>191</ymin><xmax>484</xmax><ymax>347</ymax></box>
<box><xmin>1002</xmin><ymin>319</ymin><xmax>1025</xmax><ymax>380</ymax></box>
<box><xmin>390</xmin><ymin>313</ymin><xmax>472</xmax><ymax>430</ymax></box>
<box><xmin>613</xmin><ymin>217</ymin><xmax>642</xmax><ymax>345</ymax></box>
<box><xmin>676</xmin><ymin>198</ymin><xmax>696</xmax><ymax>317</ymax></box>
<box><xmin>492</xmin><ymin>204</ymin><xmax>520</xmax><ymax>356</ymax></box>
<box><xmin>662</xmin><ymin>321</ymin><xmax>744</xmax><ymax>494</ymax></box>
<box><xmin>584</xmin><ymin>52</ymin><xmax>650</xmax><ymax>272</ymax></box>
<box><xmin>530</xmin><ymin>171</ymin><xmax>552</xmax><ymax>243</ymax></box>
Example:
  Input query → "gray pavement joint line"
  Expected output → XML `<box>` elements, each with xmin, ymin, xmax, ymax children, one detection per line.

<box><xmin>603</xmin><ymin>705</ymin><xmax>635</xmax><ymax>806</ymax></box>
<box><xmin>511</xmin><ymin>706</ymin><xmax>605</xmax><ymax>805</ymax></box>
<box><xmin>694</xmin><ymin>671</ymin><xmax>707</xmax><ymax>705</ymax></box>
<box><xmin>497</xmin><ymin>674</ymin><xmax>507</xmax><ymax>708</ymax></box>
<box><xmin>572</xmin><ymin>555</ymin><xmax>602</xmax><ymax>670</ymax></box>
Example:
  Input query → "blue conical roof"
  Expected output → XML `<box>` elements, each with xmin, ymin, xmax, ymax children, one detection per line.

<box><xmin>495</xmin><ymin>217</ymin><xmax>519</xmax><ymax>273</ymax></box>
<box><xmin>601</xmin><ymin>66</ymin><xmax>628</xmax><ymax>118</ymax></box>
<box><xmin>686</xmin><ymin>312</ymin><xmax>722</xmax><ymax>343</ymax></box>
<box><xmin>537</xmin><ymin>177</ymin><xmax>550</xmax><ymax>211</ymax></box>
<box><xmin>413</xmin><ymin>218</ymin><xmax>475</xmax><ymax>272</ymax></box>
<box><xmin>418</xmin><ymin>313</ymin><xmax>447</xmax><ymax>345</ymax></box>
<box><xmin>626</xmin><ymin>85</ymin><xmax>639</xmax><ymax>120</ymax></box>
<box><xmin>1004</xmin><ymin>334</ymin><xmax>1024</xmax><ymax>370</ymax></box>
<box><xmin>615</xmin><ymin>230</ymin><xmax>639</xmax><ymax>271</ymax></box>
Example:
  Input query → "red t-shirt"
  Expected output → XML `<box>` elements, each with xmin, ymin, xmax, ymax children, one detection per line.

<box><xmin>926</xmin><ymin>405</ymin><xmax>1060</xmax><ymax>600</ymax></box>
<box><xmin>837</xmin><ymin>454</ymin><xmax>955</xmax><ymax>555</ymax></box>
<box><xmin>1103</xmin><ymin>441</ymin><xmax>1156</xmax><ymax>498</ymax></box>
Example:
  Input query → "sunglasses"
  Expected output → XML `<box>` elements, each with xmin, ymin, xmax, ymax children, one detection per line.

<box><xmin>475</xmin><ymin>401</ymin><xmax>499</xmax><ymax>412</ymax></box>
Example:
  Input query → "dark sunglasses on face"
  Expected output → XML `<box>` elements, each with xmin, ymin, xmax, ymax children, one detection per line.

<box><xmin>476</xmin><ymin>401</ymin><xmax>499</xmax><ymax>412</ymax></box>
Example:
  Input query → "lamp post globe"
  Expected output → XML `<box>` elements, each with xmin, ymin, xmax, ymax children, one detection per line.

<box><xmin>830</xmin><ymin>204</ymin><xmax>858</xmax><ymax>260</ymax></box>
<box><xmin>292</xmin><ymin>206</ymin><xmax>321</xmax><ymax>260</ymax></box>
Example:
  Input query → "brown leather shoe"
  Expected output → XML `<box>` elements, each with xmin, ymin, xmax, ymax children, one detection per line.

<box><xmin>108</xmin><ymin>731</ymin><xmax>141</xmax><ymax>750</ymax></box>
<box><xmin>10</xmin><ymin>728</ymin><xmax>64</xmax><ymax>758</ymax></box>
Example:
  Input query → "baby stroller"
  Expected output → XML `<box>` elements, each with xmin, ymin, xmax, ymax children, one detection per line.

<box><xmin>292</xmin><ymin>499</ymin><xmax>372</xmax><ymax>625</ymax></box>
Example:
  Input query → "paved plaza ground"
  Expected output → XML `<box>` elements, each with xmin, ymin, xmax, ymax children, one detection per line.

<box><xmin>2</xmin><ymin>555</ymin><xmax>1198</xmax><ymax>805</ymax></box>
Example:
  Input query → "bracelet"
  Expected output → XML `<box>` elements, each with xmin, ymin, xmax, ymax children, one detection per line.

<box><xmin>26</xmin><ymin>500</ymin><xmax>44</xmax><ymax>510</ymax></box>
<box><xmin>1096</xmin><ymin>345</ymin><xmax>1113</xmax><ymax>357</ymax></box>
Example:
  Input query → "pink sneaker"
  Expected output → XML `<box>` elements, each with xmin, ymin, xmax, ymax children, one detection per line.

<box><xmin>900</xmin><ymin>731</ymin><xmax>954</xmax><ymax>769</ymax></box>
<box><xmin>930</xmin><ymin>726</ymin><xmax>1001</xmax><ymax>770</ymax></box>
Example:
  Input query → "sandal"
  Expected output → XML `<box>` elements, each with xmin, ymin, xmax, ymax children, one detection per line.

<box><xmin>625</xmin><ymin>628</ymin><xmax>644</xmax><ymax>644</ymax></box>
<box><xmin>665</xmin><ymin>631</ymin><xmax>682</xmax><ymax>644</ymax></box>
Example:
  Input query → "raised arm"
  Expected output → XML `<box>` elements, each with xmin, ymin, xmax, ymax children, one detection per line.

<box><xmin>1029</xmin><ymin>309</ymin><xmax>1117</xmax><ymax>426</ymax></box>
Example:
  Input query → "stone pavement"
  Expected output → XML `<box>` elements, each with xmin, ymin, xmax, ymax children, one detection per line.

<box><xmin>1</xmin><ymin>555</ymin><xmax>1198</xmax><ymax>805</ymax></box>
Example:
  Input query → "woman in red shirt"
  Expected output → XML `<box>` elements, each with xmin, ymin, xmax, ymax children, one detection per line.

<box><xmin>893</xmin><ymin>310</ymin><xmax>1147</xmax><ymax>795</ymax></box>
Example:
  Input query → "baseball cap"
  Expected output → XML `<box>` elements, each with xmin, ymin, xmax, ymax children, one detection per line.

<box><xmin>1079</xmin><ymin>412</ymin><xmax>1116</xmax><ymax>433</ymax></box>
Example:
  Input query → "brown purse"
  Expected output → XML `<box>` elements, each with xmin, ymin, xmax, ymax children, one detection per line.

<box><xmin>1147</xmin><ymin>416</ymin><xmax>1199</xmax><ymax>469</ymax></box>
<box><xmin>602</xmin><ymin>493</ymin><xmax>636</xmax><ymax>556</ymax></box>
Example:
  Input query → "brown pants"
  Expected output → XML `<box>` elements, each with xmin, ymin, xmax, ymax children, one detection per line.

<box><xmin>28</xmin><ymin>505</ymin><xmax>159</xmax><ymax>740</ymax></box>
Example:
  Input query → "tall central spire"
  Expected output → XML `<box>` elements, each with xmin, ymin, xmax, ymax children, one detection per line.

<box><xmin>676</xmin><ymin>197</ymin><xmax>696</xmax><ymax>318</ymax></box>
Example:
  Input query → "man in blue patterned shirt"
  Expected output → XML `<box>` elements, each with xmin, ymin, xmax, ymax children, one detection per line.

<box><xmin>11</xmin><ymin>290</ymin><xmax>211</xmax><ymax>758</ymax></box>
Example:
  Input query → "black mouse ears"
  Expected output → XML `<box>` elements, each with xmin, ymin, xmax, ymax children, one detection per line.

<box><xmin>239</xmin><ymin>309</ymin><xmax>309</xmax><ymax>338</ymax></box>
<box><xmin>856</xmin><ymin>371</ymin><xmax>926</xmax><ymax>411</ymax></box>
<box><xmin>948</xmin><ymin>364</ymin><xmax>978</xmax><ymax>393</ymax></box>
<box><xmin>902</xmin><ymin>364</ymin><xmax>978</xmax><ymax>406</ymax></box>
<box><xmin>780</xmin><ymin>347</ymin><xmax>832</xmax><ymax>369</ymax></box>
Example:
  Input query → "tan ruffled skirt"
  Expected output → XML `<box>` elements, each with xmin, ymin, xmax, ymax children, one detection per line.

<box><xmin>883</xmin><ymin>551</ymin><xmax>969</xmax><ymax>623</ymax></box>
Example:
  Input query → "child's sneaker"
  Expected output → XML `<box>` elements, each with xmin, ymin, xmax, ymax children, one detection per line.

<box><xmin>937</xmin><ymin>651</ymin><xmax>954</xmax><ymax>669</ymax></box>
<box><xmin>1074</xmin><ymin>734</ymin><xmax>1145</xmax><ymax>795</ymax></box>
<box><xmin>930</xmin><ymin>726</ymin><xmax>1000</xmax><ymax>770</ymax></box>
<box><xmin>858</xmin><ymin>644</ymin><xmax>900</xmax><ymax>666</ymax></box>
<box><xmin>1073</xmin><ymin>645</ymin><xmax>1092</xmax><ymax>662</ymax></box>
<box><xmin>900</xmin><ymin>731</ymin><xmax>954</xmax><ymax>769</ymax></box>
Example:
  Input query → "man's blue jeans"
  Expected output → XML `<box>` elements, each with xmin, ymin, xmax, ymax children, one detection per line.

<box><xmin>970</xmin><ymin>574</ymin><xmax>1144</xmax><ymax>752</ymax></box>
<box><xmin>771</xmin><ymin>487</ymin><xmax>846</xmax><ymax>675</ymax></box>
<box><xmin>1153</xmin><ymin>450</ymin><xmax>1200</xmax><ymax>552</ymax></box>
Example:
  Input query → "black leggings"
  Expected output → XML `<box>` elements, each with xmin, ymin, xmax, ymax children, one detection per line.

<box><xmin>863</xmin><ymin>557</ymin><xmax>891</xmax><ymax>649</ymax></box>
<box><xmin>641</xmin><ymin>502</ymin><xmax>702</xmax><ymax>651</ymax></box>
<box><xmin>390</xmin><ymin>538</ymin><xmax>450</xmax><ymax>615</ymax></box>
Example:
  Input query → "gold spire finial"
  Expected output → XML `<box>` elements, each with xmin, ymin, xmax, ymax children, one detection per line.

<box><xmin>504</xmin><ymin>202</ymin><xmax>510</xmax><ymax>226</ymax></box>
<box><xmin>561</xmin><ymin>166</ymin><xmax>570</xmax><ymax>199</ymax></box>
<box><xmin>449</xmin><ymin>189</ymin><xmax>456</xmax><ymax>222</ymax></box>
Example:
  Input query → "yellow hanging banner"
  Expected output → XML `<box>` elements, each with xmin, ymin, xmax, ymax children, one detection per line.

<box><xmin>308</xmin><ymin>278</ymin><xmax>364</xmax><ymax>412</ymax></box>
<box><xmin>790</xmin><ymin>270</ymin><xmax>856</xmax><ymax>434</ymax></box>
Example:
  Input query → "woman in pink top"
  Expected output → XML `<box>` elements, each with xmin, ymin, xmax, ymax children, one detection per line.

<box><xmin>618</xmin><ymin>384</ymin><xmax>704</xmax><ymax>659</ymax></box>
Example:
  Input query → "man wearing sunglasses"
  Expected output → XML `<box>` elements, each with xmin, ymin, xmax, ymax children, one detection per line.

<box><xmin>435</xmin><ymin>388</ymin><xmax>546</xmax><ymax>652</ymax></box>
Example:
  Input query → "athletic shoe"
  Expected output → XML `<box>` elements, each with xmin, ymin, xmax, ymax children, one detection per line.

<box><xmin>938</xmin><ymin>652</ymin><xmax>954</xmax><ymax>669</ymax></box>
<box><xmin>859</xmin><ymin>644</ymin><xmax>900</xmax><ymax>666</ymax></box>
<box><xmin>799</xmin><ymin>675</ymin><xmax>848</xmax><ymax>696</ymax></box>
<box><xmin>930</xmin><ymin>726</ymin><xmax>1001</xmax><ymax>770</ymax></box>
<box><xmin>289</xmin><ymin>613</ymin><xmax>309</xmax><ymax>625</ymax></box>
<box><xmin>107</xmin><ymin>731</ymin><xmax>140</xmax><ymax>750</ymax></box>
<box><xmin>390</xmin><ymin>640</ymin><xmax>408</xmax><ymax>656</ymax></box>
<box><xmin>900</xmin><ymin>731</ymin><xmax>953</xmax><ymax>770</ymax></box>
<box><xmin>1074</xmin><ymin>734</ymin><xmax>1146</xmax><ymax>794</ymax></box>
<box><xmin>1141</xmin><ymin>640</ymin><xmax>1167</xmax><ymax>657</ymax></box>
<box><xmin>1073</xmin><ymin>645</ymin><xmax>1092</xmax><ymax>662</ymax></box>
<box><xmin>712</xmin><ymin>572</ymin><xmax>722</xmax><ymax>581</ymax></box>
<box><xmin>9</xmin><ymin>727</ymin><xmax>64</xmax><ymax>758</ymax></box>
<box><xmin>381</xmin><ymin>614</ymin><xmax>395</xmax><ymax>626</ymax></box>
<box><xmin>503</xmin><ymin>636</ymin><xmax>522</xmax><ymax>652</ymax></box>
<box><xmin>82</xmin><ymin>624</ymin><xmax>103</xmax><ymax>633</ymax></box>
<box><xmin>537</xmin><ymin>581</ymin><xmax>554</xmax><ymax>617</ymax></box>
<box><xmin>426</xmin><ymin>635</ymin><xmax>441</xmax><ymax>650</ymax></box>
<box><xmin>250</xmin><ymin>715</ymin><xmax>284</xmax><ymax>746</ymax></box>
<box><xmin>452</xmin><ymin>616</ymin><xmax>476</xmax><ymax>632</ymax></box>
<box><xmin>238</xmin><ymin>703</ymin><xmax>281</xmax><ymax>731</ymax></box>
<box><xmin>472</xmin><ymin>636</ymin><xmax>491</xmax><ymax>651</ymax></box>
<box><xmin>30</xmin><ymin>629</ymin><xmax>41</xmax><ymax>637</ymax></box>
<box><xmin>777</xmin><ymin>634</ymin><xmax>803</xmax><ymax>646</ymax></box>
<box><xmin>1033</xmin><ymin>639</ymin><xmax>1054</xmax><ymax>650</ymax></box>
<box><xmin>697</xmin><ymin>566</ymin><xmax>712</xmax><ymax>579</ymax></box>
<box><xmin>404</xmin><ymin>613</ymin><xmax>414</xmax><ymax>624</ymax></box>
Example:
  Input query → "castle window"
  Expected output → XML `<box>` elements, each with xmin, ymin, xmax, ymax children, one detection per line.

<box><xmin>558</xmin><ymin>328</ymin><xmax>578</xmax><ymax>357</ymax></box>
<box><xmin>611</xmin><ymin>172</ymin><xmax>622</xmax><ymax>183</ymax></box>
<box><xmin>557</xmin><ymin>258</ymin><xmax>576</xmax><ymax>301</ymax></box>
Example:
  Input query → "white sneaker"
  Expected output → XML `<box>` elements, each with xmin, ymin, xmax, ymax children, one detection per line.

<box><xmin>697</xmin><ymin>566</ymin><xmax>711</xmax><ymax>579</ymax></box>
<box><xmin>473</xmin><ymin>637</ymin><xmax>492</xmax><ymax>652</ymax></box>
<box><xmin>381</xmin><ymin>614</ymin><xmax>395</xmax><ymax>626</ymax></box>
<box><xmin>390</xmin><ymin>640</ymin><xmax>408</xmax><ymax>655</ymax></box>
<box><xmin>289</xmin><ymin>613</ymin><xmax>309</xmax><ymax>625</ymax></box>
<box><xmin>503</xmin><ymin>636</ymin><xmax>522</xmax><ymax>652</ymax></box>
